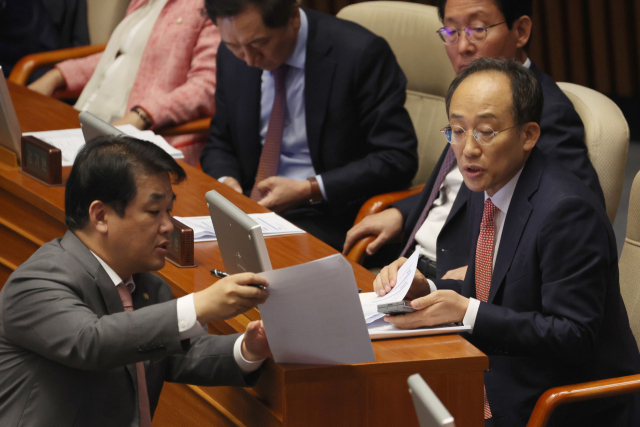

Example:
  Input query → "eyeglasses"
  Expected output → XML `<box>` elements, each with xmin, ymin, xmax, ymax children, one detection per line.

<box><xmin>436</xmin><ymin>22</ymin><xmax>506</xmax><ymax>45</ymax></box>
<box><xmin>440</xmin><ymin>124</ymin><xmax>516</xmax><ymax>145</ymax></box>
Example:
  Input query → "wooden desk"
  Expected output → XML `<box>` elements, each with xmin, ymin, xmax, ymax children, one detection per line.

<box><xmin>0</xmin><ymin>82</ymin><xmax>487</xmax><ymax>427</ymax></box>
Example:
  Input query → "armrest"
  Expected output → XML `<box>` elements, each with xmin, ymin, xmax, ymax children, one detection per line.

<box><xmin>157</xmin><ymin>117</ymin><xmax>212</xmax><ymax>137</ymax></box>
<box><xmin>8</xmin><ymin>44</ymin><xmax>107</xmax><ymax>86</ymax></box>
<box><xmin>345</xmin><ymin>184</ymin><xmax>425</xmax><ymax>264</ymax></box>
<box><xmin>526</xmin><ymin>374</ymin><xmax>640</xmax><ymax>427</ymax></box>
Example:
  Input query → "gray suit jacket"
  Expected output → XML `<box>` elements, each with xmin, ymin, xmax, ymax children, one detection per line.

<box><xmin>0</xmin><ymin>231</ymin><xmax>259</xmax><ymax>426</ymax></box>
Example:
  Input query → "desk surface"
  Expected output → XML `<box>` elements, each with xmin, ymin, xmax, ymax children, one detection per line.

<box><xmin>1</xmin><ymin>82</ymin><xmax>487</xmax><ymax>427</ymax></box>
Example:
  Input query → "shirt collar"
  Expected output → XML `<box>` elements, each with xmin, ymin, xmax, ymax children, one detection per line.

<box><xmin>284</xmin><ymin>8</ymin><xmax>307</xmax><ymax>70</ymax></box>
<box><xmin>90</xmin><ymin>251</ymin><xmax>135</xmax><ymax>292</ymax></box>
<box><xmin>484</xmin><ymin>167</ymin><xmax>524</xmax><ymax>215</ymax></box>
<box><xmin>523</xmin><ymin>57</ymin><xmax>531</xmax><ymax>69</ymax></box>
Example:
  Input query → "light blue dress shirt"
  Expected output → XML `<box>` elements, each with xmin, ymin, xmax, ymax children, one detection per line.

<box><xmin>258</xmin><ymin>9</ymin><xmax>327</xmax><ymax>199</ymax></box>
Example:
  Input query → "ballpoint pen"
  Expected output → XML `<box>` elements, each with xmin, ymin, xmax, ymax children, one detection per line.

<box><xmin>209</xmin><ymin>269</ymin><xmax>266</xmax><ymax>290</ymax></box>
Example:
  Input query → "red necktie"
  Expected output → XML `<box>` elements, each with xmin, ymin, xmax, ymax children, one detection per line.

<box><xmin>250</xmin><ymin>64</ymin><xmax>290</xmax><ymax>201</ymax></box>
<box><xmin>117</xmin><ymin>284</ymin><xmax>153</xmax><ymax>427</ymax></box>
<box><xmin>475</xmin><ymin>198</ymin><xmax>498</xmax><ymax>419</ymax></box>
<box><xmin>400</xmin><ymin>146</ymin><xmax>457</xmax><ymax>257</ymax></box>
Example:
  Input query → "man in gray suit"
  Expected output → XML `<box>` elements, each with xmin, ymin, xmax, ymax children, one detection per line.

<box><xmin>0</xmin><ymin>135</ymin><xmax>272</xmax><ymax>426</ymax></box>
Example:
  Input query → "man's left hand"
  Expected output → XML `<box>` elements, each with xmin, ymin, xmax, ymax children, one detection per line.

<box><xmin>255</xmin><ymin>177</ymin><xmax>311</xmax><ymax>213</ymax></box>
<box><xmin>385</xmin><ymin>290</ymin><xmax>469</xmax><ymax>329</ymax></box>
<box><xmin>242</xmin><ymin>320</ymin><xmax>272</xmax><ymax>361</ymax></box>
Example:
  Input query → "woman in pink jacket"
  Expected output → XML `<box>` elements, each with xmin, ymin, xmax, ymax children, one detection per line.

<box><xmin>29</xmin><ymin>0</ymin><xmax>220</xmax><ymax>165</ymax></box>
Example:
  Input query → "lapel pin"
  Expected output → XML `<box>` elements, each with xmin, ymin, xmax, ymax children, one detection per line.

<box><xmin>143</xmin><ymin>293</ymin><xmax>150</xmax><ymax>300</ymax></box>
<box><xmin>176</xmin><ymin>17</ymin><xmax>183</xmax><ymax>24</ymax></box>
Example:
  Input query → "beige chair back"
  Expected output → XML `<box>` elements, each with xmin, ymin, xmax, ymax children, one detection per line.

<box><xmin>337</xmin><ymin>2</ymin><xmax>456</xmax><ymax>186</ymax></box>
<box><xmin>86</xmin><ymin>0</ymin><xmax>130</xmax><ymax>44</ymax></box>
<box><xmin>619</xmin><ymin>171</ymin><xmax>640</xmax><ymax>348</ymax></box>
<box><xmin>557</xmin><ymin>82</ymin><xmax>629</xmax><ymax>223</ymax></box>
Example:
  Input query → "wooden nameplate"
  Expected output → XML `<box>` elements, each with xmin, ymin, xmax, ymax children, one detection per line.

<box><xmin>20</xmin><ymin>136</ymin><xmax>62</xmax><ymax>186</ymax></box>
<box><xmin>166</xmin><ymin>217</ymin><xmax>196</xmax><ymax>268</ymax></box>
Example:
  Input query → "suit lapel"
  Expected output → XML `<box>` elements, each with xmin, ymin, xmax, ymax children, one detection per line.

<box><xmin>235</xmin><ymin>58</ymin><xmax>263</xmax><ymax>174</ymax></box>
<box><xmin>487</xmin><ymin>149</ymin><xmax>544</xmax><ymax>303</ymax></box>
<box><xmin>304</xmin><ymin>9</ymin><xmax>335</xmax><ymax>170</ymax></box>
<box><xmin>444</xmin><ymin>182</ymin><xmax>469</xmax><ymax>229</ymax></box>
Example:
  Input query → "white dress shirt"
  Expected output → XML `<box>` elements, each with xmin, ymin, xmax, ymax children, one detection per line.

<box><xmin>413</xmin><ymin>56</ymin><xmax>530</xmax><ymax>262</ymax></box>
<box><xmin>426</xmin><ymin>168</ymin><xmax>524</xmax><ymax>332</ymax></box>
<box><xmin>90</xmin><ymin>252</ymin><xmax>263</xmax><ymax>373</ymax></box>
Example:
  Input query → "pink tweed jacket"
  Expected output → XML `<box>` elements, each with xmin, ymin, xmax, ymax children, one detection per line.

<box><xmin>56</xmin><ymin>0</ymin><xmax>219</xmax><ymax>162</ymax></box>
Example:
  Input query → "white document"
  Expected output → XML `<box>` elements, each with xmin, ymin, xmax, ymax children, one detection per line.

<box><xmin>366</xmin><ymin>317</ymin><xmax>471</xmax><ymax>340</ymax></box>
<box><xmin>258</xmin><ymin>254</ymin><xmax>375</xmax><ymax>365</ymax></box>
<box><xmin>23</xmin><ymin>125</ymin><xmax>183</xmax><ymax>166</ymax></box>
<box><xmin>361</xmin><ymin>249</ymin><xmax>421</xmax><ymax>324</ymax></box>
<box><xmin>173</xmin><ymin>213</ymin><xmax>305</xmax><ymax>242</ymax></box>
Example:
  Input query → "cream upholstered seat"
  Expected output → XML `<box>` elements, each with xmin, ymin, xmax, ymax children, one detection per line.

<box><xmin>337</xmin><ymin>1</ymin><xmax>456</xmax><ymax>186</ymax></box>
<box><xmin>619</xmin><ymin>171</ymin><xmax>640</xmax><ymax>346</ymax></box>
<box><xmin>86</xmin><ymin>0</ymin><xmax>130</xmax><ymax>44</ymax></box>
<box><xmin>557</xmin><ymin>82</ymin><xmax>629</xmax><ymax>223</ymax></box>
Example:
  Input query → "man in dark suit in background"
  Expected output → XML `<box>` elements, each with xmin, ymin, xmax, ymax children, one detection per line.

<box><xmin>200</xmin><ymin>0</ymin><xmax>418</xmax><ymax>251</ymax></box>
<box><xmin>343</xmin><ymin>0</ymin><xmax>604</xmax><ymax>279</ymax></box>
<box><xmin>376</xmin><ymin>58</ymin><xmax>640</xmax><ymax>427</ymax></box>
<box><xmin>0</xmin><ymin>136</ymin><xmax>271</xmax><ymax>426</ymax></box>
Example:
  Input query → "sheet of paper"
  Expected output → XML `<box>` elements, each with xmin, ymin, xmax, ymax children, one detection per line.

<box><xmin>360</xmin><ymin>249</ymin><xmax>421</xmax><ymax>324</ymax></box>
<box><xmin>258</xmin><ymin>254</ymin><xmax>375</xmax><ymax>365</ymax></box>
<box><xmin>23</xmin><ymin>125</ymin><xmax>183</xmax><ymax>166</ymax></box>
<box><xmin>173</xmin><ymin>213</ymin><xmax>305</xmax><ymax>242</ymax></box>
<box><xmin>366</xmin><ymin>317</ymin><xmax>471</xmax><ymax>340</ymax></box>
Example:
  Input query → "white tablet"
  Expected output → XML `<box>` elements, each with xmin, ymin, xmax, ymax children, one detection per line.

<box><xmin>205</xmin><ymin>190</ymin><xmax>272</xmax><ymax>274</ymax></box>
<box><xmin>0</xmin><ymin>68</ymin><xmax>23</xmax><ymax>163</ymax></box>
<box><xmin>408</xmin><ymin>374</ymin><xmax>455</xmax><ymax>427</ymax></box>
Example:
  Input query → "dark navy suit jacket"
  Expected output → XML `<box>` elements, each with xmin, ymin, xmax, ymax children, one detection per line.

<box><xmin>395</xmin><ymin>63</ymin><xmax>604</xmax><ymax>277</ymax></box>
<box><xmin>200</xmin><ymin>8</ymin><xmax>418</xmax><ymax>216</ymax></box>
<box><xmin>433</xmin><ymin>148</ymin><xmax>640</xmax><ymax>427</ymax></box>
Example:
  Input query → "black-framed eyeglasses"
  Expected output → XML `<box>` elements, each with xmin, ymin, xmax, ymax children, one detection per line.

<box><xmin>436</xmin><ymin>22</ymin><xmax>507</xmax><ymax>45</ymax></box>
<box><xmin>440</xmin><ymin>124</ymin><xmax>516</xmax><ymax>145</ymax></box>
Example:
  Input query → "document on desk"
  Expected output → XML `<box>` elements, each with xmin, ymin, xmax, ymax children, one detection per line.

<box><xmin>173</xmin><ymin>213</ymin><xmax>305</xmax><ymax>242</ymax></box>
<box><xmin>23</xmin><ymin>125</ymin><xmax>183</xmax><ymax>166</ymax></box>
<box><xmin>360</xmin><ymin>249</ymin><xmax>421</xmax><ymax>324</ymax></box>
<box><xmin>258</xmin><ymin>254</ymin><xmax>375</xmax><ymax>365</ymax></box>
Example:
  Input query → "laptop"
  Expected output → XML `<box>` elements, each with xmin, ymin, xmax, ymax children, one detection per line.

<box><xmin>408</xmin><ymin>374</ymin><xmax>456</xmax><ymax>427</ymax></box>
<box><xmin>0</xmin><ymin>68</ymin><xmax>23</xmax><ymax>163</ymax></box>
<box><xmin>78</xmin><ymin>111</ymin><xmax>125</xmax><ymax>142</ymax></box>
<box><xmin>205</xmin><ymin>190</ymin><xmax>272</xmax><ymax>274</ymax></box>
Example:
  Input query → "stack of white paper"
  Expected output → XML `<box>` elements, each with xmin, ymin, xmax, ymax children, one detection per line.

<box><xmin>173</xmin><ymin>212</ymin><xmax>305</xmax><ymax>242</ymax></box>
<box><xmin>23</xmin><ymin>124</ymin><xmax>183</xmax><ymax>166</ymax></box>
<box><xmin>360</xmin><ymin>249</ymin><xmax>420</xmax><ymax>324</ymax></box>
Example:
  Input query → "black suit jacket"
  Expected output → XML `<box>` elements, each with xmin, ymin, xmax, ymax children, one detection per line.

<box><xmin>0</xmin><ymin>231</ymin><xmax>259</xmax><ymax>426</ymax></box>
<box><xmin>200</xmin><ymin>8</ymin><xmax>418</xmax><ymax>214</ymax></box>
<box><xmin>396</xmin><ymin>62</ymin><xmax>604</xmax><ymax>277</ymax></box>
<box><xmin>434</xmin><ymin>148</ymin><xmax>640</xmax><ymax>427</ymax></box>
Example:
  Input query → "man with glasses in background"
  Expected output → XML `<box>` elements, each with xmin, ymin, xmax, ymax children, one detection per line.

<box><xmin>343</xmin><ymin>0</ymin><xmax>604</xmax><ymax>281</ymax></box>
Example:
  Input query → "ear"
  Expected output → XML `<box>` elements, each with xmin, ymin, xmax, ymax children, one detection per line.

<box><xmin>512</xmin><ymin>15</ymin><xmax>532</xmax><ymax>49</ymax></box>
<box><xmin>88</xmin><ymin>200</ymin><xmax>109</xmax><ymax>235</ymax></box>
<box><xmin>520</xmin><ymin>122</ymin><xmax>540</xmax><ymax>152</ymax></box>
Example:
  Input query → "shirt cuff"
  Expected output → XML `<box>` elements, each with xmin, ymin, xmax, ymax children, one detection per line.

<box><xmin>176</xmin><ymin>294</ymin><xmax>208</xmax><ymax>341</ymax></box>
<box><xmin>427</xmin><ymin>279</ymin><xmax>438</xmax><ymax>294</ymax></box>
<box><xmin>462</xmin><ymin>298</ymin><xmax>481</xmax><ymax>333</ymax></box>
<box><xmin>315</xmin><ymin>175</ymin><xmax>328</xmax><ymax>201</ymax></box>
<box><xmin>233</xmin><ymin>334</ymin><xmax>266</xmax><ymax>374</ymax></box>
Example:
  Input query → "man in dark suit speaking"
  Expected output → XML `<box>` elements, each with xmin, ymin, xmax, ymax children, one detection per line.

<box><xmin>376</xmin><ymin>59</ymin><xmax>640</xmax><ymax>427</ymax></box>
<box><xmin>0</xmin><ymin>136</ymin><xmax>271</xmax><ymax>426</ymax></box>
<box><xmin>343</xmin><ymin>0</ymin><xmax>604</xmax><ymax>279</ymax></box>
<box><xmin>200</xmin><ymin>0</ymin><xmax>418</xmax><ymax>251</ymax></box>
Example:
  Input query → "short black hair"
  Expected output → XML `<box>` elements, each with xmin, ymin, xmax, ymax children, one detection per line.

<box><xmin>445</xmin><ymin>57</ymin><xmax>543</xmax><ymax>127</ymax></box>
<box><xmin>204</xmin><ymin>0</ymin><xmax>296</xmax><ymax>28</ymax></box>
<box><xmin>65</xmin><ymin>135</ymin><xmax>186</xmax><ymax>231</ymax></box>
<box><xmin>437</xmin><ymin>0</ymin><xmax>532</xmax><ymax>29</ymax></box>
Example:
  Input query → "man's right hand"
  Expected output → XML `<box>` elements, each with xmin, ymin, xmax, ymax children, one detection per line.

<box><xmin>373</xmin><ymin>257</ymin><xmax>431</xmax><ymax>299</ymax></box>
<box><xmin>193</xmin><ymin>273</ymin><xmax>268</xmax><ymax>324</ymax></box>
<box><xmin>27</xmin><ymin>69</ymin><xmax>66</xmax><ymax>97</ymax></box>
<box><xmin>342</xmin><ymin>208</ymin><xmax>404</xmax><ymax>256</ymax></box>
<box><xmin>220</xmin><ymin>176</ymin><xmax>243</xmax><ymax>193</ymax></box>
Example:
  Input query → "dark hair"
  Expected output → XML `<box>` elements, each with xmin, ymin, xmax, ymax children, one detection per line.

<box><xmin>445</xmin><ymin>57</ymin><xmax>543</xmax><ymax>126</ymax></box>
<box><xmin>65</xmin><ymin>135</ymin><xmax>186</xmax><ymax>231</ymax></box>
<box><xmin>437</xmin><ymin>0</ymin><xmax>532</xmax><ymax>29</ymax></box>
<box><xmin>204</xmin><ymin>0</ymin><xmax>296</xmax><ymax>28</ymax></box>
